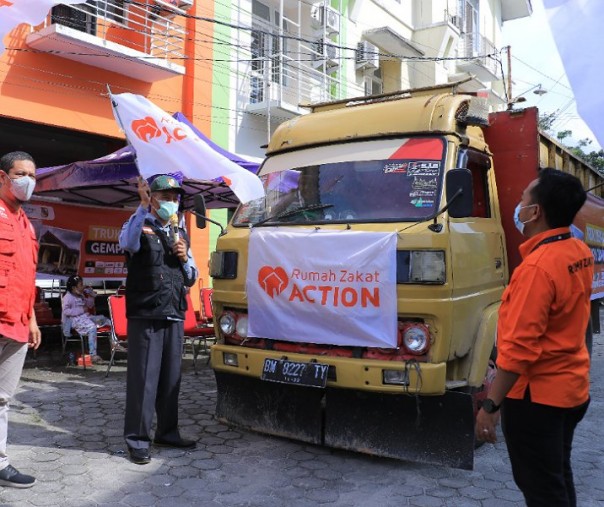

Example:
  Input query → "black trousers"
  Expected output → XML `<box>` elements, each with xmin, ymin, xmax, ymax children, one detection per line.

<box><xmin>124</xmin><ymin>318</ymin><xmax>184</xmax><ymax>450</ymax></box>
<box><xmin>502</xmin><ymin>392</ymin><xmax>589</xmax><ymax>507</ymax></box>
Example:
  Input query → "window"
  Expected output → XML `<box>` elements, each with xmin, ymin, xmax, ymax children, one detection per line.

<box><xmin>459</xmin><ymin>0</ymin><xmax>480</xmax><ymax>55</ymax></box>
<box><xmin>233</xmin><ymin>137</ymin><xmax>448</xmax><ymax>226</ymax></box>
<box><xmin>460</xmin><ymin>0</ymin><xmax>479</xmax><ymax>33</ymax></box>
<box><xmin>364</xmin><ymin>69</ymin><xmax>383</xmax><ymax>96</ymax></box>
<box><xmin>457</xmin><ymin>148</ymin><xmax>491</xmax><ymax>218</ymax></box>
<box><xmin>250</xmin><ymin>0</ymin><xmax>288</xmax><ymax>103</ymax></box>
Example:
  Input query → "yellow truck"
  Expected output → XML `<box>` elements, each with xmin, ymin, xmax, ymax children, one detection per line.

<box><xmin>197</xmin><ymin>81</ymin><xmax>604</xmax><ymax>469</ymax></box>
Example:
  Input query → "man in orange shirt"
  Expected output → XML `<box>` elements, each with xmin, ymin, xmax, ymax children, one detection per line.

<box><xmin>476</xmin><ymin>168</ymin><xmax>593</xmax><ymax>507</ymax></box>
<box><xmin>0</xmin><ymin>151</ymin><xmax>41</xmax><ymax>488</ymax></box>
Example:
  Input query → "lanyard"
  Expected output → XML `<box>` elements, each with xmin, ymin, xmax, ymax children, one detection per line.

<box><xmin>530</xmin><ymin>232</ymin><xmax>571</xmax><ymax>254</ymax></box>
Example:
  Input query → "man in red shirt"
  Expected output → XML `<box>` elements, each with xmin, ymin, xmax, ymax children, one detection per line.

<box><xmin>0</xmin><ymin>151</ymin><xmax>41</xmax><ymax>488</ymax></box>
<box><xmin>476</xmin><ymin>168</ymin><xmax>593</xmax><ymax>507</ymax></box>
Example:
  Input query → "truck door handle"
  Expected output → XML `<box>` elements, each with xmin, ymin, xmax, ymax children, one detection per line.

<box><xmin>495</xmin><ymin>259</ymin><xmax>502</xmax><ymax>269</ymax></box>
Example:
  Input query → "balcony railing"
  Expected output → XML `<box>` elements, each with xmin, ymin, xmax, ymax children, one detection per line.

<box><xmin>457</xmin><ymin>32</ymin><xmax>499</xmax><ymax>80</ymax></box>
<box><xmin>245</xmin><ymin>36</ymin><xmax>364</xmax><ymax>117</ymax></box>
<box><xmin>26</xmin><ymin>0</ymin><xmax>186</xmax><ymax>81</ymax></box>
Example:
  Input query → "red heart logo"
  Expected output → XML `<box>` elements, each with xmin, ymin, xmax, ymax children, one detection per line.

<box><xmin>258</xmin><ymin>266</ymin><xmax>289</xmax><ymax>298</ymax></box>
<box><xmin>131</xmin><ymin>117</ymin><xmax>161</xmax><ymax>142</ymax></box>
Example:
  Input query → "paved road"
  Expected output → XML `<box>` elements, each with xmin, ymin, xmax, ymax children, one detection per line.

<box><xmin>1</xmin><ymin>331</ymin><xmax>603</xmax><ymax>507</ymax></box>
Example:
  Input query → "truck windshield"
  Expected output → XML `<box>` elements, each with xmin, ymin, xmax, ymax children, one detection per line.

<box><xmin>233</xmin><ymin>137</ymin><xmax>446</xmax><ymax>226</ymax></box>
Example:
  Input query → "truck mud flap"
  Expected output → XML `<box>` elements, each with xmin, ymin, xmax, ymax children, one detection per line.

<box><xmin>324</xmin><ymin>389</ymin><xmax>475</xmax><ymax>470</ymax></box>
<box><xmin>214</xmin><ymin>371</ymin><xmax>324</xmax><ymax>444</ymax></box>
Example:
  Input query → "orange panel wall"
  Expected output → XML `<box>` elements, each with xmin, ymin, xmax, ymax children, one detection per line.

<box><xmin>0</xmin><ymin>2</ymin><xmax>215</xmax><ymax>312</ymax></box>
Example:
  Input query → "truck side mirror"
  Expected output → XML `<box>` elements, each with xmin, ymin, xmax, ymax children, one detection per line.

<box><xmin>445</xmin><ymin>169</ymin><xmax>474</xmax><ymax>218</ymax></box>
<box><xmin>194</xmin><ymin>194</ymin><xmax>207</xmax><ymax>229</ymax></box>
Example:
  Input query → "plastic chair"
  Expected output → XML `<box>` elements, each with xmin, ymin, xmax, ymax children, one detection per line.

<box><xmin>183</xmin><ymin>292</ymin><xmax>215</xmax><ymax>373</ymax></box>
<box><xmin>200</xmin><ymin>288</ymin><xmax>214</xmax><ymax>323</ymax></box>
<box><xmin>105</xmin><ymin>295</ymin><xmax>128</xmax><ymax>378</ymax></box>
<box><xmin>61</xmin><ymin>316</ymin><xmax>89</xmax><ymax>370</ymax></box>
<box><xmin>198</xmin><ymin>288</ymin><xmax>215</xmax><ymax>365</ymax></box>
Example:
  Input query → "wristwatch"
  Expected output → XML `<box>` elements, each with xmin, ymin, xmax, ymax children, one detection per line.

<box><xmin>481</xmin><ymin>398</ymin><xmax>500</xmax><ymax>414</ymax></box>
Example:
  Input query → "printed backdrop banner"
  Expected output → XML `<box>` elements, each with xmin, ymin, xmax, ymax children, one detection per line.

<box><xmin>0</xmin><ymin>0</ymin><xmax>81</xmax><ymax>54</ymax></box>
<box><xmin>573</xmin><ymin>193</ymin><xmax>604</xmax><ymax>300</ymax></box>
<box><xmin>24</xmin><ymin>200</ymin><xmax>132</xmax><ymax>280</ymax></box>
<box><xmin>110</xmin><ymin>93</ymin><xmax>264</xmax><ymax>204</ymax></box>
<box><xmin>247</xmin><ymin>228</ymin><xmax>398</xmax><ymax>348</ymax></box>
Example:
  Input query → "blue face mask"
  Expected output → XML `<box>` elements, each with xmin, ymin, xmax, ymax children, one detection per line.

<box><xmin>514</xmin><ymin>203</ymin><xmax>537</xmax><ymax>235</ymax></box>
<box><xmin>156</xmin><ymin>200</ymin><xmax>179</xmax><ymax>221</ymax></box>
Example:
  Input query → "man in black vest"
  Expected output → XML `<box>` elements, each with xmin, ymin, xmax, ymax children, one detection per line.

<box><xmin>119</xmin><ymin>174</ymin><xmax>198</xmax><ymax>465</ymax></box>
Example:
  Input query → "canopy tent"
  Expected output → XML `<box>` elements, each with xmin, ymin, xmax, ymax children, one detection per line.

<box><xmin>35</xmin><ymin>113</ymin><xmax>262</xmax><ymax>209</ymax></box>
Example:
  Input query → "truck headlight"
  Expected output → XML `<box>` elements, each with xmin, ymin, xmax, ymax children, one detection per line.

<box><xmin>409</xmin><ymin>250</ymin><xmax>445</xmax><ymax>283</ymax></box>
<box><xmin>219</xmin><ymin>312</ymin><xmax>236</xmax><ymax>336</ymax></box>
<box><xmin>402</xmin><ymin>323</ymin><xmax>430</xmax><ymax>355</ymax></box>
<box><xmin>235</xmin><ymin>315</ymin><xmax>248</xmax><ymax>339</ymax></box>
<box><xmin>210</xmin><ymin>251</ymin><xmax>238</xmax><ymax>279</ymax></box>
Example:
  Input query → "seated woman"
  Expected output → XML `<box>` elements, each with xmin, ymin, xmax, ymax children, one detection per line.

<box><xmin>62</xmin><ymin>275</ymin><xmax>107</xmax><ymax>364</ymax></box>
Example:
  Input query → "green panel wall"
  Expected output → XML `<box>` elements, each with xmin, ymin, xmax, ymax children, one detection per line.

<box><xmin>208</xmin><ymin>0</ymin><xmax>234</xmax><ymax>288</ymax></box>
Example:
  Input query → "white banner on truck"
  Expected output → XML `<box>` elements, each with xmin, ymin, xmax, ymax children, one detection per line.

<box><xmin>247</xmin><ymin>228</ymin><xmax>398</xmax><ymax>348</ymax></box>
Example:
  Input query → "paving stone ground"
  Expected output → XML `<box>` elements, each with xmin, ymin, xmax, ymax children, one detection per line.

<box><xmin>0</xmin><ymin>328</ymin><xmax>603</xmax><ymax>507</ymax></box>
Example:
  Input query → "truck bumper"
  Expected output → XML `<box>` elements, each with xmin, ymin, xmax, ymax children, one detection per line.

<box><xmin>211</xmin><ymin>344</ymin><xmax>447</xmax><ymax>394</ymax></box>
<box><xmin>212</xmin><ymin>346</ymin><xmax>475</xmax><ymax>470</ymax></box>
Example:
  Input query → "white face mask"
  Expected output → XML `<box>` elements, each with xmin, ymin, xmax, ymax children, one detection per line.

<box><xmin>513</xmin><ymin>203</ymin><xmax>537</xmax><ymax>235</ymax></box>
<box><xmin>10</xmin><ymin>176</ymin><xmax>36</xmax><ymax>202</ymax></box>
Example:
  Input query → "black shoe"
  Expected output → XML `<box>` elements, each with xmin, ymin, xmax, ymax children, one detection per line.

<box><xmin>127</xmin><ymin>446</ymin><xmax>151</xmax><ymax>465</ymax></box>
<box><xmin>0</xmin><ymin>465</ymin><xmax>36</xmax><ymax>488</ymax></box>
<box><xmin>153</xmin><ymin>437</ymin><xmax>196</xmax><ymax>449</ymax></box>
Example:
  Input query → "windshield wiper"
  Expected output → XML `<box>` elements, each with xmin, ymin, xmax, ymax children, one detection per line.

<box><xmin>252</xmin><ymin>203</ymin><xmax>334</xmax><ymax>227</ymax></box>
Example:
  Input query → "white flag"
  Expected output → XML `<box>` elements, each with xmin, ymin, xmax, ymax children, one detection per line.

<box><xmin>542</xmin><ymin>0</ymin><xmax>604</xmax><ymax>147</ymax></box>
<box><xmin>111</xmin><ymin>93</ymin><xmax>264</xmax><ymax>204</ymax></box>
<box><xmin>0</xmin><ymin>0</ymin><xmax>82</xmax><ymax>54</ymax></box>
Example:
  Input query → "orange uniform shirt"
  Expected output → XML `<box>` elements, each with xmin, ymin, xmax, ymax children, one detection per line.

<box><xmin>497</xmin><ymin>227</ymin><xmax>593</xmax><ymax>408</ymax></box>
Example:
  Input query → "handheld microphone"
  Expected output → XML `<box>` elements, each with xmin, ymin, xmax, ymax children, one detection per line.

<box><xmin>170</xmin><ymin>214</ymin><xmax>179</xmax><ymax>244</ymax></box>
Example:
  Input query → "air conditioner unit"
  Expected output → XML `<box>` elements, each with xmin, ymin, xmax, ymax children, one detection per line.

<box><xmin>310</xmin><ymin>4</ymin><xmax>340</xmax><ymax>34</ymax></box>
<box><xmin>356</xmin><ymin>41</ymin><xmax>379</xmax><ymax>70</ymax></box>
<box><xmin>450</xmin><ymin>14</ymin><xmax>463</xmax><ymax>30</ymax></box>
<box><xmin>314</xmin><ymin>38</ymin><xmax>340</xmax><ymax>68</ymax></box>
<box><xmin>51</xmin><ymin>4</ymin><xmax>97</xmax><ymax>36</ymax></box>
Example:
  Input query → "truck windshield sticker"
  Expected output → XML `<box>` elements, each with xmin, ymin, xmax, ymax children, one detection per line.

<box><xmin>388</xmin><ymin>138</ymin><xmax>443</xmax><ymax>160</ymax></box>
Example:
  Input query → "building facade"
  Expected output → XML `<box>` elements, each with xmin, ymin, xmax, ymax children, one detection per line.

<box><xmin>0</xmin><ymin>0</ymin><xmax>532</xmax><ymax>296</ymax></box>
<box><xmin>214</xmin><ymin>0</ymin><xmax>532</xmax><ymax>158</ymax></box>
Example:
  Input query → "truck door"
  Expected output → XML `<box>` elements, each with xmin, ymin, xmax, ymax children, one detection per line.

<box><xmin>448</xmin><ymin>148</ymin><xmax>506</xmax><ymax>356</ymax></box>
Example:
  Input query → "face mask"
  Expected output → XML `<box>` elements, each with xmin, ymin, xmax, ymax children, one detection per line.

<box><xmin>9</xmin><ymin>176</ymin><xmax>36</xmax><ymax>202</ymax></box>
<box><xmin>514</xmin><ymin>203</ymin><xmax>537</xmax><ymax>235</ymax></box>
<box><xmin>155</xmin><ymin>200</ymin><xmax>179</xmax><ymax>221</ymax></box>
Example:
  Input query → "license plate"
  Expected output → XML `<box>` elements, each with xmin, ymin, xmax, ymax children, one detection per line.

<box><xmin>261</xmin><ymin>358</ymin><xmax>329</xmax><ymax>388</ymax></box>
